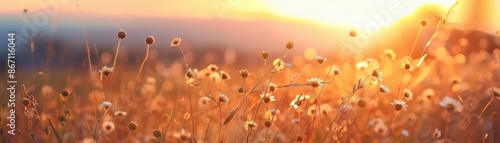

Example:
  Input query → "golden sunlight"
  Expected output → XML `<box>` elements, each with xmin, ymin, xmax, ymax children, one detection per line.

<box><xmin>264</xmin><ymin>0</ymin><xmax>456</xmax><ymax>26</ymax></box>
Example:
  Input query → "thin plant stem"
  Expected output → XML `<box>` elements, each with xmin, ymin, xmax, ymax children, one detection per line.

<box><xmin>112</xmin><ymin>39</ymin><xmax>122</xmax><ymax>68</ymax></box>
<box><xmin>409</xmin><ymin>26</ymin><xmax>422</xmax><ymax>57</ymax></box>
<box><xmin>179</xmin><ymin>46</ymin><xmax>189</xmax><ymax>69</ymax></box>
<box><xmin>479</xmin><ymin>96</ymin><xmax>495</xmax><ymax>117</ymax></box>
<box><xmin>188</xmin><ymin>86</ymin><xmax>196</xmax><ymax>139</ymax></box>
<box><xmin>135</xmin><ymin>45</ymin><xmax>150</xmax><ymax>84</ymax></box>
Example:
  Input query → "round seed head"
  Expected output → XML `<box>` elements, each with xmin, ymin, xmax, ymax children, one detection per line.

<box><xmin>264</xmin><ymin>121</ymin><xmax>272</xmax><ymax>127</ymax></box>
<box><xmin>269</xmin><ymin>85</ymin><xmax>276</xmax><ymax>92</ymax></box>
<box><xmin>264</xmin><ymin>97</ymin><xmax>271</xmax><ymax>104</ymax></box>
<box><xmin>58</xmin><ymin>115</ymin><xmax>66</xmax><ymax>122</ymax></box>
<box><xmin>357</xmin><ymin>99</ymin><xmax>367</xmax><ymax>107</ymax></box>
<box><xmin>102</xmin><ymin>101</ymin><xmax>112</xmax><ymax>110</ymax></box>
<box><xmin>128</xmin><ymin>121</ymin><xmax>138</xmax><ymax>131</ymax></box>
<box><xmin>117</xmin><ymin>30</ymin><xmax>127</xmax><ymax>39</ymax></box>
<box><xmin>61</xmin><ymin>90</ymin><xmax>69</xmax><ymax>97</ymax></box>
<box><xmin>420</xmin><ymin>19</ymin><xmax>427</xmax><ymax>26</ymax></box>
<box><xmin>394</xmin><ymin>104</ymin><xmax>403</xmax><ymax>111</ymax></box>
<box><xmin>64</xmin><ymin>108</ymin><xmax>71</xmax><ymax>115</ymax></box>
<box><xmin>285</xmin><ymin>41</ymin><xmax>294</xmax><ymax>49</ymax></box>
<box><xmin>153</xmin><ymin>129</ymin><xmax>162</xmax><ymax>138</ymax></box>
<box><xmin>349</xmin><ymin>29</ymin><xmax>357</xmax><ymax>37</ymax></box>
<box><xmin>22</xmin><ymin>98</ymin><xmax>30</xmax><ymax>107</ymax></box>
<box><xmin>261</xmin><ymin>51</ymin><xmax>269</xmax><ymax>60</ymax></box>
<box><xmin>333</xmin><ymin>66</ymin><xmax>341</xmax><ymax>75</ymax></box>
<box><xmin>114</xmin><ymin>111</ymin><xmax>128</xmax><ymax>117</ymax></box>
<box><xmin>145</xmin><ymin>36</ymin><xmax>155</xmax><ymax>45</ymax></box>
<box><xmin>296</xmin><ymin>135</ymin><xmax>303</xmax><ymax>141</ymax></box>
<box><xmin>237</xmin><ymin>87</ymin><xmax>244</xmax><ymax>93</ymax></box>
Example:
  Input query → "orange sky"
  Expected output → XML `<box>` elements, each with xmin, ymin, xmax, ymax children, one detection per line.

<box><xmin>3</xmin><ymin>0</ymin><xmax>457</xmax><ymax>25</ymax></box>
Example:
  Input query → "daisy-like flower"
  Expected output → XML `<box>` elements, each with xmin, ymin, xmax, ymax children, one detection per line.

<box><xmin>220</xmin><ymin>70</ymin><xmax>231</xmax><ymax>80</ymax></box>
<box><xmin>356</xmin><ymin>61</ymin><xmax>368</xmax><ymax>70</ymax></box>
<box><xmin>333</xmin><ymin>65</ymin><xmax>341</xmax><ymax>75</ymax></box>
<box><xmin>290</xmin><ymin>94</ymin><xmax>311</xmax><ymax>109</ymax></box>
<box><xmin>439</xmin><ymin>96</ymin><xmax>463</xmax><ymax>112</ymax></box>
<box><xmin>490</xmin><ymin>87</ymin><xmax>499</xmax><ymax>99</ymax></box>
<box><xmin>245</xmin><ymin>120</ymin><xmax>257</xmax><ymax>130</ymax></box>
<box><xmin>183</xmin><ymin>113</ymin><xmax>191</xmax><ymax>120</ymax></box>
<box><xmin>170</xmin><ymin>37</ymin><xmax>181</xmax><ymax>47</ymax></box>
<box><xmin>390</xmin><ymin>99</ymin><xmax>408</xmax><ymax>111</ymax></box>
<box><xmin>114</xmin><ymin>111</ymin><xmax>127</xmax><ymax>117</ymax></box>
<box><xmin>263</xmin><ymin>109</ymin><xmax>280</xmax><ymax>122</ymax></box>
<box><xmin>267</xmin><ymin>82</ymin><xmax>277</xmax><ymax>92</ymax></box>
<box><xmin>307</xmin><ymin>106</ymin><xmax>318</xmax><ymax>116</ymax></box>
<box><xmin>260</xmin><ymin>93</ymin><xmax>276</xmax><ymax>104</ymax></box>
<box><xmin>316</xmin><ymin>56</ymin><xmax>327</xmax><ymax>64</ymax></box>
<box><xmin>403</xmin><ymin>89</ymin><xmax>413</xmax><ymax>101</ymax></box>
<box><xmin>432</xmin><ymin>128</ymin><xmax>442</xmax><ymax>139</ymax></box>
<box><xmin>102</xmin><ymin>101</ymin><xmax>112</xmax><ymax>110</ymax></box>
<box><xmin>307</xmin><ymin>77</ymin><xmax>323</xmax><ymax>88</ymax></box>
<box><xmin>374</xmin><ymin>123</ymin><xmax>388</xmax><ymax>135</ymax></box>
<box><xmin>239</xmin><ymin>69</ymin><xmax>249</xmax><ymax>78</ymax></box>
<box><xmin>184</xmin><ymin>68</ymin><xmax>197</xmax><ymax>79</ymax></box>
<box><xmin>101</xmin><ymin>121</ymin><xmax>115</xmax><ymax>134</ymax></box>
<box><xmin>272</xmin><ymin>58</ymin><xmax>285</xmax><ymax>71</ymax></box>
<box><xmin>218</xmin><ymin>93</ymin><xmax>229</xmax><ymax>104</ymax></box>
<box><xmin>207</xmin><ymin>64</ymin><xmax>218</xmax><ymax>72</ymax></box>
<box><xmin>401</xmin><ymin>129</ymin><xmax>410</xmax><ymax>137</ymax></box>
<box><xmin>99</xmin><ymin>66</ymin><xmax>114</xmax><ymax>76</ymax></box>
<box><xmin>403</xmin><ymin>60</ymin><xmax>413</xmax><ymax>71</ymax></box>
<box><xmin>172</xmin><ymin>129</ymin><xmax>192</xmax><ymax>141</ymax></box>
<box><xmin>198</xmin><ymin>96</ymin><xmax>211</xmax><ymax>107</ymax></box>
<box><xmin>383</xmin><ymin>49</ymin><xmax>397</xmax><ymax>61</ymax></box>
<box><xmin>269</xmin><ymin>108</ymin><xmax>280</xmax><ymax>115</ymax></box>
<box><xmin>379</xmin><ymin>84</ymin><xmax>390</xmax><ymax>94</ymax></box>
<box><xmin>339</xmin><ymin>105</ymin><xmax>353</xmax><ymax>113</ymax></box>
<box><xmin>422</xmin><ymin>88</ymin><xmax>436</xmax><ymax>100</ymax></box>
<box><xmin>320</xmin><ymin>104</ymin><xmax>333</xmax><ymax>115</ymax></box>
<box><xmin>372</xmin><ymin>67</ymin><xmax>383</xmax><ymax>81</ymax></box>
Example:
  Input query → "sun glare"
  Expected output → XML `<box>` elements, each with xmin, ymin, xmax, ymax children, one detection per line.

<box><xmin>264</xmin><ymin>0</ymin><xmax>456</xmax><ymax>27</ymax></box>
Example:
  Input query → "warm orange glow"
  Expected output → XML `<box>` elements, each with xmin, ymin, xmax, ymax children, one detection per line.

<box><xmin>3</xmin><ymin>0</ymin><xmax>455</xmax><ymax>25</ymax></box>
<box><xmin>264</xmin><ymin>0</ymin><xmax>456</xmax><ymax>26</ymax></box>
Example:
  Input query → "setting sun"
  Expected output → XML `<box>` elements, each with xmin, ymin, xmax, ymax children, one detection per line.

<box><xmin>264</xmin><ymin>0</ymin><xmax>456</xmax><ymax>26</ymax></box>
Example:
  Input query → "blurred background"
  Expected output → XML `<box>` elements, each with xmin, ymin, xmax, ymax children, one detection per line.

<box><xmin>0</xmin><ymin>0</ymin><xmax>499</xmax><ymax>70</ymax></box>
<box><xmin>0</xmin><ymin>0</ymin><xmax>499</xmax><ymax>142</ymax></box>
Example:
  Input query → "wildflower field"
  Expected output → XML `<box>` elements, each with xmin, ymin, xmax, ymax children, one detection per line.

<box><xmin>1</xmin><ymin>1</ymin><xmax>500</xmax><ymax>143</ymax></box>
